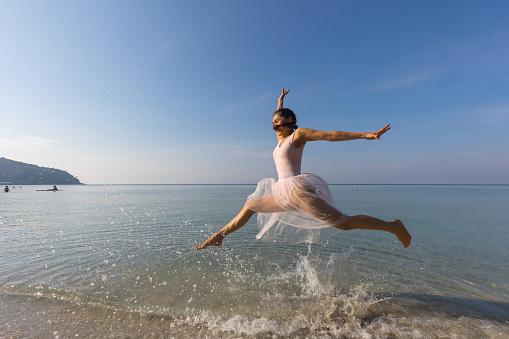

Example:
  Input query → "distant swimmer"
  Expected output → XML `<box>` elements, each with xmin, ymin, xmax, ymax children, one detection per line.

<box><xmin>4</xmin><ymin>186</ymin><xmax>9</xmax><ymax>193</ymax></box>
<box><xmin>53</xmin><ymin>186</ymin><xmax>58</xmax><ymax>191</ymax></box>
<box><xmin>196</xmin><ymin>88</ymin><xmax>411</xmax><ymax>250</ymax></box>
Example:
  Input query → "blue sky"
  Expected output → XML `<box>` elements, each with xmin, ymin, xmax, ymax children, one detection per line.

<box><xmin>1</xmin><ymin>1</ymin><xmax>508</xmax><ymax>184</ymax></box>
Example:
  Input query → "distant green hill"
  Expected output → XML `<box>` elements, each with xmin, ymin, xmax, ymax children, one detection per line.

<box><xmin>0</xmin><ymin>157</ymin><xmax>82</xmax><ymax>185</ymax></box>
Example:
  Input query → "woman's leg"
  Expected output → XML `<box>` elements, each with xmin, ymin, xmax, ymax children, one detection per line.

<box><xmin>195</xmin><ymin>195</ymin><xmax>285</xmax><ymax>250</ymax></box>
<box><xmin>292</xmin><ymin>189</ymin><xmax>412</xmax><ymax>248</ymax></box>
<box><xmin>339</xmin><ymin>216</ymin><xmax>411</xmax><ymax>248</ymax></box>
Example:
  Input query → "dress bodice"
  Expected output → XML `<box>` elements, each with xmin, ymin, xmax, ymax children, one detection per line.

<box><xmin>273</xmin><ymin>132</ymin><xmax>304</xmax><ymax>179</ymax></box>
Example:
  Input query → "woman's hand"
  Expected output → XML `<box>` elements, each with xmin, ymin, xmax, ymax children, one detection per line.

<box><xmin>365</xmin><ymin>124</ymin><xmax>391</xmax><ymax>140</ymax></box>
<box><xmin>277</xmin><ymin>88</ymin><xmax>290</xmax><ymax>110</ymax></box>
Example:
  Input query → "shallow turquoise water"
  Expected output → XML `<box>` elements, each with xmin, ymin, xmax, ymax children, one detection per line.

<box><xmin>1</xmin><ymin>184</ymin><xmax>508</xmax><ymax>338</ymax></box>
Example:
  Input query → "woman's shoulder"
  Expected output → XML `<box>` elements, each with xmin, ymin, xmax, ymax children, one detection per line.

<box><xmin>292</xmin><ymin>128</ymin><xmax>310</xmax><ymax>148</ymax></box>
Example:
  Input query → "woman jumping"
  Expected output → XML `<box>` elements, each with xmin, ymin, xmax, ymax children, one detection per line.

<box><xmin>196</xmin><ymin>89</ymin><xmax>411</xmax><ymax>250</ymax></box>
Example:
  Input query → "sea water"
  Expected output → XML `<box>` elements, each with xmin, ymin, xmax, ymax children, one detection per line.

<box><xmin>0</xmin><ymin>184</ymin><xmax>508</xmax><ymax>338</ymax></box>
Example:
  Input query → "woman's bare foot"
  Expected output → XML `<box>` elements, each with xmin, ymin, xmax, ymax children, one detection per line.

<box><xmin>391</xmin><ymin>219</ymin><xmax>411</xmax><ymax>248</ymax></box>
<box><xmin>195</xmin><ymin>233</ymin><xmax>224</xmax><ymax>250</ymax></box>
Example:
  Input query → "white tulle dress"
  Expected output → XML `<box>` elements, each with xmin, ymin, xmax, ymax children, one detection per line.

<box><xmin>246</xmin><ymin>132</ymin><xmax>349</xmax><ymax>243</ymax></box>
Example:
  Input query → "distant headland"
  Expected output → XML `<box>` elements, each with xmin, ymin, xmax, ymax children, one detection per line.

<box><xmin>0</xmin><ymin>157</ymin><xmax>82</xmax><ymax>185</ymax></box>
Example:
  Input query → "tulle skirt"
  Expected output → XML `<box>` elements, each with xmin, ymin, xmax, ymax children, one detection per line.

<box><xmin>246</xmin><ymin>173</ymin><xmax>349</xmax><ymax>243</ymax></box>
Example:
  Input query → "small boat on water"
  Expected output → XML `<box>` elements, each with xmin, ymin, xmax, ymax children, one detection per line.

<box><xmin>37</xmin><ymin>186</ymin><xmax>60</xmax><ymax>192</ymax></box>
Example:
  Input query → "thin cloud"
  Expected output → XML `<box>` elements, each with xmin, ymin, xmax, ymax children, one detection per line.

<box><xmin>339</xmin><ymin>30</ymin><xmax>505</xmax><ymax>99</ymax></box>
<box><xmin>472</xmin><ymin>104</ymin><xmax>509</xmax><ymax>123</ymax></box>
<box><xmin>0</xmin><ymin>132</ymin><xmax>60</xmax><ymax>150</ymax></box>
<box><xmin>225</xmin><ymin>148</ymin><xmax>271</xmax><ymax>158</ymax></box>
<box><xmin>374</xmin><ymin>73</ymin><xmax>431</xmax><ymax>91</ymax></box>
<box><xmin>455</xmin><ymin>149</ymin><xmax>508</xmax><ymax>156</ymax></box>
<box><xmin>223</xmin><ymin>93</ymin><xmax>271</xmax><ymax>114</ymax></box>
<box><xmin>223</xmin><ymin>104</ymin><xmax>235</xmax><ymax>114</ymax></box>
<box><xmin>246</xmin><ymin>93</ymin><xmax>271</xmax><ymax>105</ymax></box>
<box><xmin>339</xmin><ymin>70</ymin><xmax>437</xmax><ymax>98</ymax></box>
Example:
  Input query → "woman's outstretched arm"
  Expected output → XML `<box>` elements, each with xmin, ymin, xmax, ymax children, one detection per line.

<box><xmin>293</xmin><ymin>124</ymin><xmax>391</xmax><ymax>147</ymax></box>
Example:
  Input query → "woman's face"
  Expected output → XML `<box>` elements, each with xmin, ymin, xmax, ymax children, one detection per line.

<box><xmin>272</xmin><ymin>114</ymin><xmax>293</xmax><ymax>137</ymax></box>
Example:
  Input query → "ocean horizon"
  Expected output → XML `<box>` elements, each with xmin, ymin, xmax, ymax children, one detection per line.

<box><xmin>9</xmin><ymin>183</ymin><xmax>506</xmax><ymax>187</ymax></box>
